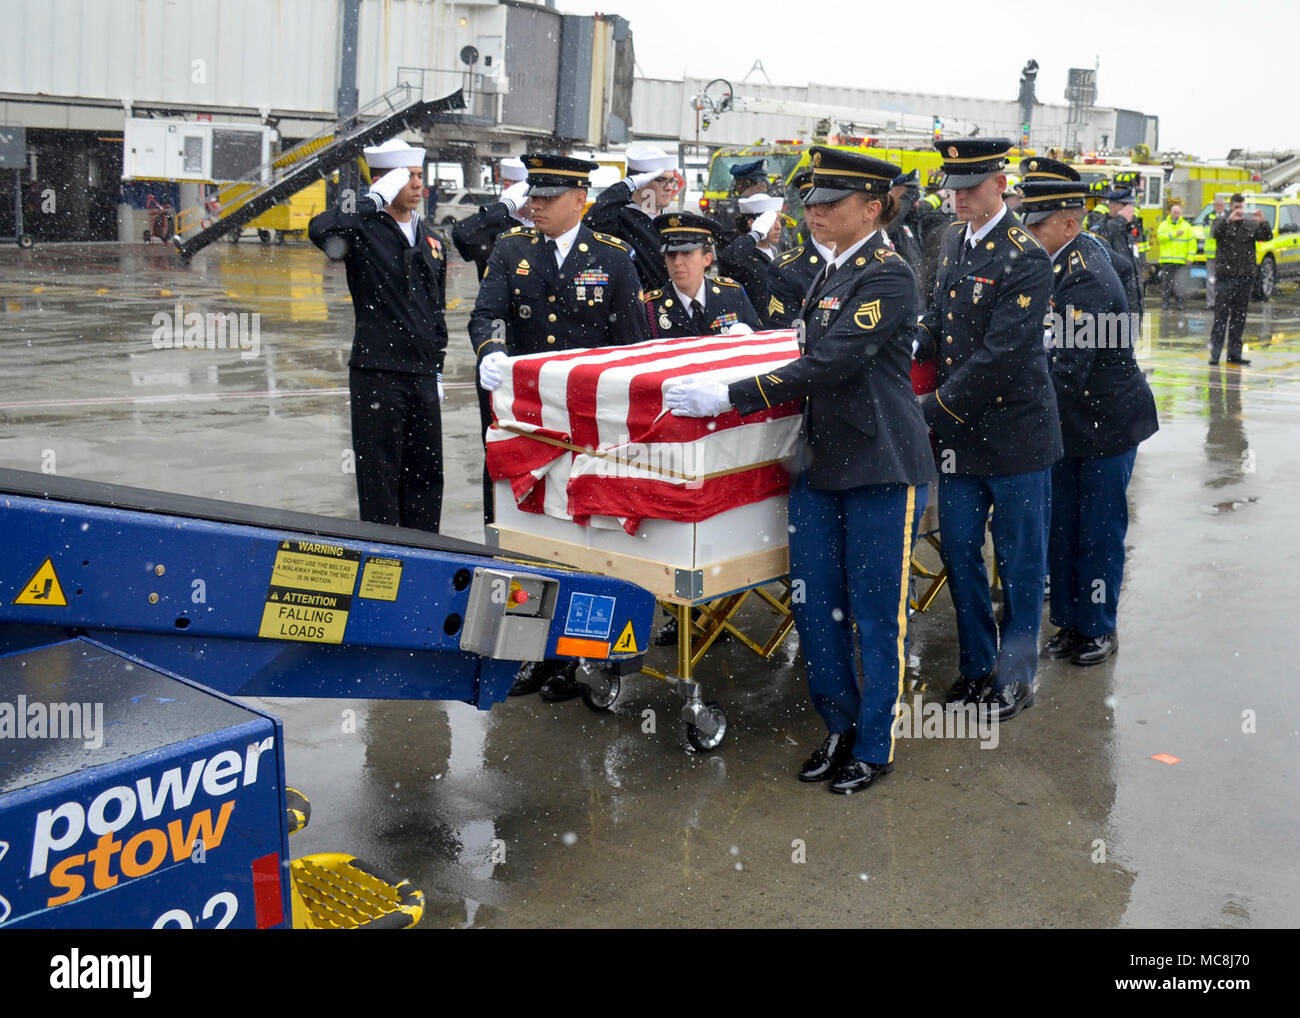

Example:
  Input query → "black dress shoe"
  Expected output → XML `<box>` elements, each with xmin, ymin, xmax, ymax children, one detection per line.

<box><xmin>798</xmin><ymin>730</ymin><xmax>855</xmax><ymax>782</ymax></box>
<box><xmin>1042</xmin><ymin>627</ymin><xmax>1082</xmax><ymax>659</ymax></box>
<box><xmin>653</xmin><ymin>615</ymin><xmax>679</xmax><ymax>646</ymax></box>
<box><xmin>946</xmin><ymin>673</ymin><xmax>992</xmax><ymax>705</ymax></box>
<box><xmin>1226</xmin><ymin>357</ymin><xmax>1251</xmax><ymax>366</ymax></box>
<box><xmin>539</xmin><ymin>661</ymin><xmax>582</xmax><ymax>701</ymax></box>
<box><xmin>509</xmin><ymin>660</ymin><xmax>555</xmax><ymax>697</ymax></box>
<box><xmin>1072</xmin><ymin>632</ymin><xmax>1118</xmax><ymax>666</ymax></box>
<box><xmin>979</xmin><ymin>681</ymin><xmax>1035</xmax><ymax>722</ymax></box>
<box><xmin>828</xmin><ymin>759</ymin><xmax>894</xmax><ymax>795</ymax></box>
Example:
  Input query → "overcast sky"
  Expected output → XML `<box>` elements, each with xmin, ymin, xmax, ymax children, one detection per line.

<box><xmin>564</xmin><ymin>0</ymin><xmax>1294</xmax><ymax>160</ymax></box>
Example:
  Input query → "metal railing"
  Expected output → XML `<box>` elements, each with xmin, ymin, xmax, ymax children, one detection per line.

<box><xmin>396</xmin><ymin>66</ymin><xmax>501</xmax><ymax>122</ymax></box>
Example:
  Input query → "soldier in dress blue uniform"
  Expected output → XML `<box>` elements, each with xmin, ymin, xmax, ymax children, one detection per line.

<box><xmin>1020</xmin><ymin>180</ymin><xmax>1158</xmax><ymax>667</ymax></box>
<box><xmin>470</xmin><ymin>153</ymin><xmax>650</xmax><ymax>700</ymax></box>
<box><xmin>643</xmin><ymin>212</ymin><xmax>760</xmax><ymax>337</ymax></box>
<box><xmin>665</xmin><ymin>147</ymin><xmax>937</xmax><ymax>794</ymax></box>
<box><xmin>767</xmin><ymin>171</ymin><xmax>836</xmax><ymax>328</ymax></box>
<box><xmin>914</xmin><ymin>137</ymin><xmax>1062</xmax><ymax>721</ymax></box>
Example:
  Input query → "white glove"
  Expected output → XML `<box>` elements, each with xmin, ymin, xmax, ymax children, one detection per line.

<box><xmin>479</xmin><ymin>351</ymin><xmax>509</xmax><ymax>392</ymax></box>
<box><xmin>722</xmin><ymin>322</ymin><xmax>754</xmax><ymax>336</ymax></box>
<box><xmin>750</xmin><ymin>210</ymin><xmax>779</xmax><ymax>239</ymax></box>
<box><xmin>437</xmin><ymin>372</ymin><xmax>445</xmax><ymax>404</ymax></box>
<box><xmin>500</xmin><ymin>180</ymin><xmax>530</xmax><ymax>216</ymax></box>
<box><xmin>665</xmin><ymin>377</ymin><xmax>732</xmax><ymax>418</ymax></box>
<box><xmin>369</xmin><ymin>167</ymin><xmax>411</xmax><ymax>207</ymax></box>
<box><xmin>628</xmin><ymin>169</ymin><xmax>660</xmax><ymax>190</ymax></box>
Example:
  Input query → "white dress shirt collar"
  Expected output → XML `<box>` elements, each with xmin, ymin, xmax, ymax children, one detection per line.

<box><xmin>672</xmin><ymin>280</ymin><xmax>707</xmax><ymax>309</ymax></box>
<box><xmin>963</xmin><ymin>202</ymin><xmax>1009</xmax><ymax>248</ymax></box>
<box><xmin>831</xmin><ymin>230</ymin><xmax>877</xmax><ymax>269</ymax></box>
<box><xmin>546</xmin><ymin>222</ymin><xmax>583</xmax><ymax>265</ymax></box>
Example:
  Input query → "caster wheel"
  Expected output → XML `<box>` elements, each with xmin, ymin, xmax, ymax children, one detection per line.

<box><xmin>17</xmin><ymin>233</ymin><xmax>34</xmax><ymax>249</ymax></box>
<box><xmin>580</xmin><ymin>668</ymin><xmax>621</xmax><ymax>711</ymax></box>
<box><xmin>227</xmin><ymin>230</ymin><xmax>241</xmax><ymax>243</ymax></box>
<box><xmin>258</xmin><ymin>229</ymin><xmax>272</xmax><ymax>244</ymax></box>
<box><xmin>686</xmin><ymin>702</ymin><xmax>727</xmax><ymax>752</ymax></box>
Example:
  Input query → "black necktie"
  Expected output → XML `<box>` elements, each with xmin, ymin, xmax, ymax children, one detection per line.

<box><xmin>822</xmin><ymin>260</ymin><xmax>837</xmax><ymax>287</ymax></box>
<box><xmin>690</xmin><ymin>298</ymin><xmax>707</xmax><ymax>335</ymax></box>
<box><xmin>545</xmin><ymin>238</ymin><xmax>559</xmax><ymax>266</ymax></box>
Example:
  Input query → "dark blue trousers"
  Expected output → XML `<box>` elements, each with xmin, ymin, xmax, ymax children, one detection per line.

<box><xmin>937</xmin><ymin>469</ymin><xmax>1051</xmax><ymax>690</ymax></box>
<box><xmin>1049</xmin><ymin>447</ymin><xmax>1137</xmax><ymax>637</ymax></box>
<box><xmin>788</xmin><ymin>478</ymin><xmax>926</xmax><ymax>766</ymax></box>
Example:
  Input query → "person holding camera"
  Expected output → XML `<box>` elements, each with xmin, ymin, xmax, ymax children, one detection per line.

<box><xmin>1208</xmin><ymin>193</ymin><xmax>1272</xmax><ymax>366</ymax></box>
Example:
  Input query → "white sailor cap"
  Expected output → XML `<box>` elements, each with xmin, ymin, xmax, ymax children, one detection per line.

<box><xmin>738</xmin><ymin>194</ymin><xmax>783</xmax><ymax>215</ymax></box>
<box><xmin>363</xmin><ymin>137</ymin><xmax>427</xmax><ymax>170</ymax></box>
<box><xmin>500</xmin><ymin>157</ymin><xmax>528</xmax><ymax>182</ymax></box>
<box><xmin>625</xmin><ymin>142</ymin><xmax>677</xmax><ymax>175</ymax></box>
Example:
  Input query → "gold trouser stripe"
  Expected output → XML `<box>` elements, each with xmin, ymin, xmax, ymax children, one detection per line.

<box><xmin>888</xmin><ymin>484</ymin><xmax>917</xmax><ymax>764</ymax></box>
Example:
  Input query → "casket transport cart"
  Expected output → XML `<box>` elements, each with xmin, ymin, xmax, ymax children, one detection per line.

<box><xmin>487</xmin><ymin>331</ymin><xmax>807</xmax><ymax>750</ymax></box>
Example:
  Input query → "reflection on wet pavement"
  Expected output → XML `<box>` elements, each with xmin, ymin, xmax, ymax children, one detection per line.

<box><xmin>2</xmin><ymin>242</ymin><xmax>1298</xmax><ymax>927</ymax></box>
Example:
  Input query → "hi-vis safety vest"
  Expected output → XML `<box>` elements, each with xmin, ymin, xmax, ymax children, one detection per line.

<box><xmin>1156</xmin><ymin>217</ymin><xmax>1195</xmax><ymax>264</ymax></box>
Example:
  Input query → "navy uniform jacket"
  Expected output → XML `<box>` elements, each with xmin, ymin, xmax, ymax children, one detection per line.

<box><xmin>451</xmin><ymin>200</ymin><xmax>516</xmax><ymax>279</ymax></box>
<box><xmin>730</xmin><ymin>232</ymin><xmax>937</xmax><ymax>491</ymax></box>
<box><xmin>916</xmin><ymin>204</ymin><xmax>955</xmax><ymax>307</ymax></box>
<box><xmin>642</xmin><ymin>277</ymin><xmax>760</xmax><ymax>337</ymax></box>
<box><xmin>308</xmin><ymin>195</ymin><xmax>447</xmax><ymax>375</ymax></box>
<box><xmin>469</xmin><ymin>224</ymin><xmax>650</xmax><ymax>363</ymax></box>
<box><xmin>581</xmin><ymin>181</ymin><xmax>669</xmax><ymax>292</ymax></box>
<box><xmin>766</xmin><ymin>243</ymin><xmax>828</xmax><ymax>328</ymax></box>
<box><xmin>717</xmin><ymin>232</ymin><xmax>778</xmax><ymax>327</ymax></box>
<box><xmin>1049</xmin><ymin>235</ymin><xmax>1159</xmax><ymax>459</ymax></box>
<box><xmin>1092</xmin><ymin>214</ymin><xmax>1144</xmax><ymax>315</ymax></box>
<box><xmin>916</xmin><ymin>213</ymin><xmax>1063</xmax><ymax>476</ymax></box>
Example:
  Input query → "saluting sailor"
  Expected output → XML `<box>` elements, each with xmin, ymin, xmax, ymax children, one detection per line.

<box><xmin>717</xmin><ymin>193</ymin><xmax>786</xmax><ymax>326</ymax></box>
<box><xmin>665</xmin><ymin>147</ymin><xmax>937</xmax><ymax>795</ymax></box>
<box><xmin>469</xmin><ymin>153</ymin><xmax>650</xmax><ymax>701</ymax></box>
<box><xmin>643</xmin><ymin>212</ymin><xmax>760</xmax><ymax>337</ymax></box>
<box><xmin>1019</xmin><ymin>178</ymin><xmax>1158</xmax><ymax>668</ymax></box>
<box><xmin>582</xmin><ymin>142</ymin><xmax>679</xmax><ymax>292</ymax></box>
<box><xmin>914</xmin><ymin>138</ymin><xmax>1062</xmax><ymax>722</ymax></box>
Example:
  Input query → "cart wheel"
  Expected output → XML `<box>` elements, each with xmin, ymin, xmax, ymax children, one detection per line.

<box><xmin>258</xmin><ymin>229</ymin><xmax>272</xmax><ymax>244</ymax></box>
<box><xmin>686</xmin><ymin>702</ymin><xmax>727</xmax><ymax>752</ymax></box>
<box><xmin>17</xmin><ymin>233</ymin><xmax>33</xmax><ymax>249</ymax></box>
<box><xmin>275</xmin><ymin>231</ymin><xmax>286</xmax><ymax>245</ymax></box>
<box><xmin>581</xmin><ymin>668</ymin><xmax>621</xmax><ymax>712</ymax></box>
<box><xmin>227</xmin><ymin>230</ymin><xmax>241</xmax><ymax>244</ymax></box>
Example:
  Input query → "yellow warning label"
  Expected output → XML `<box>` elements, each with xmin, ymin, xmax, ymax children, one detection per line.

<box><xmin>13</xmin><ymin>558</ymin><xmax>68</xmax><ymax>607</ymax></box>
<box><xmin>612</xmin><ymin>620</ymin><xmax>639</xmax><ymax>655</ymax></box>
<box><xmin>269</xmin><ymin>541</ymin><xmax>359</xmax><ymax>595</ymax></box>
<box><xmin>258</xmin><ymin>589</ymin><xmax>349</xmax><ymax>644</ymax></box>
<box><xmin>359</xmin><ymin>556</ymin><xmax>403</xmax><ymax>601</ymax></box>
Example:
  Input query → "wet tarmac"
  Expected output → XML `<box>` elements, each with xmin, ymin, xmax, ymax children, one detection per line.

<box><xmin>2</xmin><ymin>239</ymin><xmax>1297</xmax><ymax>928</ymax></box>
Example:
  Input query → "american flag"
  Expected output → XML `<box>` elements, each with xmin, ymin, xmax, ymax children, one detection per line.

<box><xmin>487</xmin><ymin>331</ymin><xmax>804</xmax><ymax>534</ymax></box>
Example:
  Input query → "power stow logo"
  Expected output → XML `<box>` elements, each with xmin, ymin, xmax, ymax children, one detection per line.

<box><xmin>28</xmin><ymin>737</ymin><xmax>274</xmax><ymax>907</ymax></box>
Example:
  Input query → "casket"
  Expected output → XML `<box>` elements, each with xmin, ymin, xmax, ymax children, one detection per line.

<box><xmin>488</xmin><ymin>331</ymin><xmax>803</xmax><ymax>601</ymax></box>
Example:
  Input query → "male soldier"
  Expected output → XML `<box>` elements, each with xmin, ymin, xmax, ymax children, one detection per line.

<box><xmin>470</xmin><ymin>153</ymin><xmax>650</xmax><ymax>700</ymax></box>
<box><xmin>308</xmin><ymin>137</ymin><xmax>448</xmax><ymax>533</ymax></box>
<box><xmin>914</xmin><ymin>138</ymin><xmax>1062</xmax><ymax>721</ymax></box>
<box><xmin>718</xmin><ymin>193</ymin><xmax>785</xmax><ymax>325</ymax></box>
<box><xmin>768</xmin><ymin>180</ymin><xmax>837</xmax><ymax>329</ymax></box>
<box><xmin>451</xmin><ymin>157</ymin><xmax>532</xmax><ymax>280</ymax></box>
<box><xmin>1024</xmin><ymin>157</ymin><xmax>1141</xmax><ymax>316</ymax></box>
<box><xmin>643</xmin><ymin>212</ymin><xmax>760</xmax><ymax>337</ymax></box>
<box><xmin>886</xmin><ymin>169</ymin><xmax>925</xmax><ymax>282</ymax></box>
<box><xmin>1020</xmin><ymin>179</ymin><xmax>1158</xmax><ymax>667</ymax></box>
<box><xmin>916</xmin><ymin>168</ymin><xmax>955</xmax><ymax>307</ymax></box>
<box><xmin>582</xmin><ymin>142</ymin><xmax>679</xmax><ymax>292</ymax></box>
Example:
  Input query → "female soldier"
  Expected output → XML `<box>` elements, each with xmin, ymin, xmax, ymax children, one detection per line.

<box><xmin>665</xmin><ymin>148</ymin><xmax>937</xmax><ymax>794</ymax></box>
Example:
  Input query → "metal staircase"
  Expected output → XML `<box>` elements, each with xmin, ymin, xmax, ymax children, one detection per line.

<box><xmin>171</xmin><ymin>84</ymin><xmax>465</xmax><ymax>260</ymax></box>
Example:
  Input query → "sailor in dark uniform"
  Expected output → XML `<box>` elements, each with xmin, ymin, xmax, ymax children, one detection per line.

<box><xmin>582</xmin><ymin>142</ymin><xmax>679</xmax><ymax>292</ymax></box>
<box><xmin>717</xmin><ymin>193</ymin><xmax>785</xmax><ymax>325</ymax></box>
<box><xmin>916</xmin><ymin>169</ymin><xmax>955</xmax><ymax>307</ymax></box>
<box><xmin>451</xmin><ymin>156</ymin><xmax>532</xmax><ymax>280</ymax></box>
<box><xmin>643</xmin><ymin>212</ymin><xmax>760</xmax><ymax>337</ymax></box>
<box><xmin>885</xmin><ymin>169</ymin><xmax>925</xmax><ymax>282</ymax></box>
<box><xmin>469</xmin><ymin>153</ymin><xmax>650</xmax><ymax>700</ymax></box>
<box><xmin>1020</xmin><ymin>179</ymin><xmax>1158</xmax><ymax>667</ymax></box>
<box><xmin>665</xmin><ymin>147</ymin><xmax>937</xmax><ymax>794</ymax></box>
<box><xmin>715</xmin><ymin>157</ymin><xmax>773</xmax><ymax>241</ymax></box>
<box><xmin>1097</xmin><ymin>188</ymin><xmax>1146</xmax><ymax>316</ymax></box>
<box><xmin>914</xmin><ymin>138</ymin><xmax>1062</xmax><ymax>721</ymax></box>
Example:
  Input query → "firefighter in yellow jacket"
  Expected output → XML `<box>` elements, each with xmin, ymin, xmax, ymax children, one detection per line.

<box><xmin>1156</xmin><ymin>205</ymin><xmax>1196</xmax><ymax>311</ymax></box>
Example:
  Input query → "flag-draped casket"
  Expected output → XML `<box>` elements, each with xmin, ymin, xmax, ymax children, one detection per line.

<box><xmin>487</xmin><ymin>331</ymin><xmax>803</xmax><ymax>598</ymax></box>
